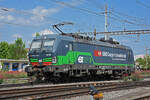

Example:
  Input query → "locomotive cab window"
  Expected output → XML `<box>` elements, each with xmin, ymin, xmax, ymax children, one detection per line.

<box><xmin>43</xmin><ymin>39</ymin><xmax>54</xmax><ymax>47</ymax></box>
<box><xmin>43</xmin><ymin>39</ymin><xmax>55</xmax><ymax>51</ymax></box>
<box><xmin>30</xmin><ymin>39</ymin><xmax>42</xmax><ymax>50</ymax></box>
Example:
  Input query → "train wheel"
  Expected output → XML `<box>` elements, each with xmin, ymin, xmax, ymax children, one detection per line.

<box><xmin>51</xmin><ymin>77</ymin><xmax>61</xmax><ymax>84</ymax></box>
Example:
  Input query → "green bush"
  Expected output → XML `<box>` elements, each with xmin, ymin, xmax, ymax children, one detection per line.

<box><xmin>130</xmin><ymin>72</ymin><xmax>144</xmax><ymax>81</ymax></box>
<box><xmin>140</xmin><ymin>70</ymin><xmax>150</xmax><ymax>76</ymax></box>
<box><xmin>122</xmin><ymin>72</ymin><xmax>144</xmax><ymax>82</ymax></box>
<box><xmin>131</xmin><ymin>76</ymin><xmax>140</xmax><ymax>81</ymax></box>
<box><xmin>123</xmin><ymin>76</ymin><xmax>130</xmax><ymax>81</ymax></box>
<box><xmin>0</xmin><ymin>79</ymin><xmax>3</xmax><ymax>84</ymax></box>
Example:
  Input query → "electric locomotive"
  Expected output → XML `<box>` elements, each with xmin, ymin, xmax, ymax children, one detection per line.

<box><xmin>25</xmin><ymin>33</ymin><xmax>135</xmax><ymax>82</ymax></box>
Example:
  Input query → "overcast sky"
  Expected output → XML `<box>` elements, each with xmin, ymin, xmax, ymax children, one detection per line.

<box><xmin>0</xmin><ymin>0</ymin><xmax>150</xmax><ymax>55</ymax></box>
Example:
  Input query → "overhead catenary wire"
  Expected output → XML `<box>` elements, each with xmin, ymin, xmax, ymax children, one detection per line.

<box><xmin>85</xmin><ymin>0</ymin><xmax>150</xmax><ymax>28</ymax></box>
<box><xmin>0</xmin><ymin>7</ymin><xmax>63</xmax><ymax>22</ymax></box>
<box><xmin>87</xmin><ymin>0</ymin><xmax>145</xmax><ymax>22</ymax></box>
<box><xmin>86</xmin><ymin>0</ymin><xmax>141</xmax><ymax>32</ymax></box>
<box><xmin>110</xmin><ymin>13</ymin><xmax>150</xmax><ymax>27</ymax></box>
<box><xmin>136</xmin><ymin>0</ymin><xmax>150</xmax><ymax>9</ymax></box>
<box><xmin>46</xmin><ymin>0</ymin><xmax>150</xmax><ymax>28</ymax></box>
<box><xmin>108</xmin><ymin>15</ymin><xmax>150</xmax><ymax>27</ymax></box>
<box><xmin>39</xmin><ymin>0</ymin><xmax>106</xmax><ymax>32</ymax></box>
<box><xmin>0</xmin><ymin>6</ymin><xmax>68</xmax><ymax>28</ymax></box>
<box><xmin>0</xmin><ymin>21</ymin><xmax>33</xmax><ymax>27</ymax></box>
<box><xmin>1</xmin><ymin>0</ymin><xmax>149</xmax><ymax>30</ymax></box>
<box><xmin>86</xmin><ymin>0</ymin><xmax>105</xmax><ymax>11</ymax></box>
<box><xmin>45</xmin><ymin>0</ymin><xmax>104</xmax><ymax>16</ymax></box>
<box><xmin>112</xmin><ymin>10</ymin><xmax>145</xmax><ymax>22</ymax></box>
<box><xmin>38</xmin><ymin>0</ymin><xmax>103</xmax><ymax>32</ymax></box>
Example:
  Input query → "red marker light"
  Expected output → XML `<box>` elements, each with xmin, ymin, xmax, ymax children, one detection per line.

<box><xmin>43</xmin><ymin>62</ymin><xmax>52</xmax><ymax>66</ymax></box>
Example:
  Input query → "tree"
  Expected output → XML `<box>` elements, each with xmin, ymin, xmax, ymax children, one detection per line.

<box><xmin>0</xmin><ymin>38</ymin><xmax>27</xmax><ymax>60</ymax></box>
<box><xmin>136</xmin><ymin>56</ymin><xmax>150</xmax><ymax>69</ymax></box>
<box><xmin>146</xmin><ymin>56</ymin><xmax>150</xmax><ymax>69</ymax></box>
<box><xmin>14</xmin><ymin>38</ymin><xmax>27</xmax><ymax>59</ymax></box>
<box><xmin>8</xmin><ymin>43</ymin><xmax>15</xmax><ymax>59</ymax></box>
<box><xmin>9</xmin><ymin>38</ymin><xmax>27</xmax><ymax>60</ymax></box>
<box><xmin>0</xmin><ymin>42</ymin><xmax>9</xmax><ymax>59</ymax></box>
<box><xmin>35</xmin><ymin>32</ymin><xmax>40</xmax><ymax>37</ymax></box>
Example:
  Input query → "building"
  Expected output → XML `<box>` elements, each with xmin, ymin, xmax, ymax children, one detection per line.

<box><xmin>134</xmin><ymin>54</ymin><xmax>145</xmax><ymax>60</ymax></box>
<box><xmin>0</xmin><ymin>59</ymin><xmax>29</xmax><ymax>71</ymax></box>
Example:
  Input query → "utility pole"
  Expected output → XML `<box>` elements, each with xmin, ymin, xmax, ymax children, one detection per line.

<box><xmin>94</xmin><ymin>28</ymin><xmax>96</xmax><ymax>40</ymax></box>
<box><xmin>145</xmin><ymin>46</ymin><xmax>150</xmax><ymax>69</ymax></box>
<box><xmin>104</xmin><ymin>4</ymin><xmax>109</xmax><ymax>40</ymax></box>
<box><xmin>146</xmin><ymin>46</ymin><xmax>148</xmax><ymax>69</ymax></box>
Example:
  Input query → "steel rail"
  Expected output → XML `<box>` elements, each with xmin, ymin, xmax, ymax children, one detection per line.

<box><xmin>0</xmin><ymin>81</ymin><xmax>150</xmax><ymax>100</ymax></box>
<box><xmin>37</xmin><ymin>81</ymin><xmax>150</xmax><ymax>100</ymax></box>
<box><xmin>0</xmin><ymin>81</ymin><xmax>119</xmax><ymax>99</ymax></box>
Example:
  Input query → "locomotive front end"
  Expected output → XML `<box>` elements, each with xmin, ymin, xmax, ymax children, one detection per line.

<box><xmin>25</xmin><ymin>35</ymin><xmax>57</xmax><ymax>80</ymax></box>
<box><xmin>29</xmin><ymin>37</ymin><xmax>56</xmax><ymax>67</ymax></box>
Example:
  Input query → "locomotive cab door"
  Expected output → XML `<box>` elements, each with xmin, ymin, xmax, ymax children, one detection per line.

<box><xmin>127</xmin><ymin>50</ymin><xmax>131</xmax><ymax>65</ymax></box>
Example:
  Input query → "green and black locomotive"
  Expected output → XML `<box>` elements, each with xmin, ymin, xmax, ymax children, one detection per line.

<box><xmin>25</xmin><ymin>33</ymin><xmax>134</xmax><ymax>82</ymax></box>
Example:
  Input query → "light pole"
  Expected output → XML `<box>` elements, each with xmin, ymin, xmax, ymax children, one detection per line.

<box><xmin>145</xmin><ymin>46</ymin><xmax>150</xmax><ymax>69</ymax></box>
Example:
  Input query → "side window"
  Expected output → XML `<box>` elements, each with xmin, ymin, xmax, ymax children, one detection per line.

<box><xmin>69</xmin><ymin>43</ymin><xmax>73</xmax><ymax>51</ymax></box>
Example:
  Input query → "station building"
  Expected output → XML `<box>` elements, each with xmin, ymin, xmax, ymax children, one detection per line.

<box><xmin>0</xmin><ymin>59</ymin><xmax>29</xmax><ymax>71</ymax></box>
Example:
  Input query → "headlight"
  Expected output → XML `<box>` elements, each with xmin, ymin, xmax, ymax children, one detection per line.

<box><xmin>52</xmin><ymin>57</ymin><xmax>57</xmax><ymax>63</ymax></box>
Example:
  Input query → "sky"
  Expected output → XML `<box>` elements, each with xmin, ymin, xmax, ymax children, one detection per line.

<box><xmin>0</xmin><ymin>0</ymin><xmax>150</xmax><ymax>55</ymax></box>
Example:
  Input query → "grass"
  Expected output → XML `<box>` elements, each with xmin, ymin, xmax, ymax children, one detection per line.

<box><xmin>0</xmin><ymin>71</ymin><xmax>28</xmax><ymax>84</ymax></box>
<box><xmin>122</xmin><ymin>71</ymin><xmax>144</xmax><ymax>82</ymax></box>
<box><xmin>139</xmin><ymin>70</ymin><xmax>150</xmax><ymax>77</ymax></box>
<box><xmin>3</xmin><ymin>78</ymin><xmax>28</xmax><ymax>84</ymax></box>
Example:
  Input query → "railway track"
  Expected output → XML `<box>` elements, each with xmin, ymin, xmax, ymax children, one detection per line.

<box><xmin>0</xmin><ymin>77</ymin><xmax>119</xmax><ymax>89</ymax></box>
<box><xmin>0</xmin><ymin>83</ymin><xmax>30</xmax><ymax>88</ymax></box>
<box><xmin>0</xmin><ymin>82</ymin><xmax>52</xmax><ymax>89</ymax></box>
<box><xmin>132</xmin><ymin>95</ymin><xmax>150</xmax><ymax>100</ymax></box>
<box><xmin>0</xmin><ymin>81</ymin><xmax>118</xmax><ymax>99</ymax></box>
<box><xmin>0</xmin><ymin>76</ymin><xmax>149</xmax><ymax>89</ymax></box>
<box><xmin>0</xmin><ymin>80</ymin><xmax>150</xmax><ymax>100</ymax></box>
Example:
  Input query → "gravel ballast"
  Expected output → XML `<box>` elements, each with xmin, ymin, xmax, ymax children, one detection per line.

<box><xmin>62</xmin><ymin>87</ymin><xmax>150</xmax><ymax>100</ymax></box>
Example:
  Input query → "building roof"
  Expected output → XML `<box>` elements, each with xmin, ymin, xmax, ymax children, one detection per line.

<box><xmin>134</xmin><ymin>54</ymin><xmax>145</xmax><ymax>60</ymax></box>
<box><xmin>0</xmin><ymin>59</ymin><xmax>29</xmax><ymax>63</ymax></box>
